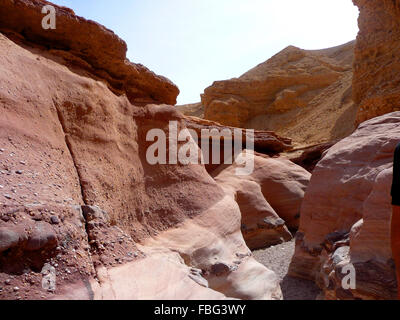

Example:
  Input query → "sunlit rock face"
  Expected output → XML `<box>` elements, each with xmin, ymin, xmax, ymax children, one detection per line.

<box><xmin>0</xmin><ymin>0</ymin><xmax>282</xmax><ymax>300</ymax></box>
<box><xmin>353</xmin><ymin>0</ymin><xmax>400</xmax><ymax>124</ymax></box>
<box><xmin>212</xmin><ymin>152</ymin><xmax>311</xmax><ymax>250</ymax></box>
<box><xmin>289</xmin><ymin>112</ymin><xmax>400</xmax><ymax>300</ymax></box>
<box><xmin>201</xmin><ymin>41</ymin><xmax>356</xmax><ymax>146</ymax></box>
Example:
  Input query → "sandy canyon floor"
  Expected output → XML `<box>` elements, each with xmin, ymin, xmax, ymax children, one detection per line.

<box><xmin>253</xmin><ymin>240</ymin><xmax>321</xmax><ymax>300</ymax></box>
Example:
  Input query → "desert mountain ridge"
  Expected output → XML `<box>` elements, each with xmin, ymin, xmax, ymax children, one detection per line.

<box><xmin>179</xmin><ymin>41</ymin><xmax>357</xmax><ymax>148</ymax></box>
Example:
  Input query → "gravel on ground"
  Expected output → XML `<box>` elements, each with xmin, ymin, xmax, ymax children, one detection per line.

<box><xmin>253</xmin><ymin>239</ymin><xmax>322</xmax><ymax>300</ymax></box>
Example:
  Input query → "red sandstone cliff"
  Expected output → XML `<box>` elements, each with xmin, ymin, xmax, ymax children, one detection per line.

<box><xmin>353</xmin><ymin>0</ymin><xmax>400</xmax><ymax>124</ymax></box>
<box><xmin>0</xmin><ymin>0</ymin><xmax>179</xmax><ymax>106</ymax></box>
<box><xmin>0</xmin><ymin>0</ymin><xmax>302</xmax><ymax>300</ymax></box>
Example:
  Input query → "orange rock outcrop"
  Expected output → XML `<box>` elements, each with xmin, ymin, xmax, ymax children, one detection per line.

<box><xmin>0</xmin><ymin>0</ymin><xmax>179</xmax><ymax>106</ymax></box>
<box><xmin>353</xmin><ymin>0</ymin><xmax>400</xmax><ymax>124</ymax></box>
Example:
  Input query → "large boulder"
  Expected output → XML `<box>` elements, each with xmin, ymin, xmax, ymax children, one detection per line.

<box><xmin>183</xmin><ymin>116</ymin><xmax>293</xmax><ymax>172</ymax></box>
<box><xmin>213</xmin><ymin>153</ymin><xmax>311</xmax><ymax>249</ymax></box>
<box><xmin>289</xmin><ymin>112</ymin><xmax>400</xmax><ymax>300</ymax></box>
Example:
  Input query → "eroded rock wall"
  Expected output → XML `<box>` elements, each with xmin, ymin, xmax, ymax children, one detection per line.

<box><xmin>353</xmin><ymin>0</ymin><xmax>400</xmax><ymax>124</ymax></box>
<box><xmin>289</xmin><ymin>112</ymin><xmax>400</xmax><ymax>300</ymax></box>
<box><xmin>212</xmin><ymin>153</ymin><xmax>311</xmax><ymax>250</ymax></box>
<box><xmin>0</xmin><ymin>0</ymin><xmax>284</xmax><ymax>300</ymax></box>
<box><xmin>0</xmin><ymin>0</ymin><xmax>179</xmax><ymax>106</ymax></box>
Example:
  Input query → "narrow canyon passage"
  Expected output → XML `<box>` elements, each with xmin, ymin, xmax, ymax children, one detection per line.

<box><xmin>1</xmin><ymin>0</ymin><xmax>400</xmax><ymax>301</ymax></box>
<box><xmin>253</xmin><ymin>240</ymin><xmax>321</xmax><ymax>300</ymax></box>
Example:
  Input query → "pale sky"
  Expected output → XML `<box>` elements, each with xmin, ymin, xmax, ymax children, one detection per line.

<box><xmin>51</xmin><ymin>0</ymin><xmax>360</xmax><ymax>105</ymax></box>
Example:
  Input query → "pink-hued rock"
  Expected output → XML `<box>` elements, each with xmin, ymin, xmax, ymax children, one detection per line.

<box><xmin>182</xmin><ymin>116</ymin><xmax>293</xmax><ymax>173</ymax></box>
<box><xmin>289</xmin><ymin>112</ymin><xmax>400</xmax><ymax>300</ymax></box>
<box><xmin>212</xmin><ymin>153</ymin><xmax>311</xmax><ymax>249</ymax></box>
<box><xmin>353</xmin><ymin>0</ymin><xmax>400</xmax><ymax>124</ymax></box>
<box><xmin>0</xmin><ymin>3</ymin><xmax>281</xmax><ymax>299</ymax></box>
<box><xmin>54</xmin><ymin>194</ymin><xmax>283</xmax><ymax>300</ymax></box>
<box><xmin>139</xmin><ymin>194</ymin><xmax>282</xmax><ymax>300</ymax></box>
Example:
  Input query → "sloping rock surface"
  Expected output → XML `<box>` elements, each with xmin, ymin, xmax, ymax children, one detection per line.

<box><xmin>213</xmin><ymin>152</ymin><xmax>311</xmax><ymax>250</ymax></box>
<box><xmin>0</xmin><ymin>0</ymin><xmax>179</xmax><ymax>106</ymax></box>
<box><xmin>289</xmin><ymin>112</ymin><xmax>400</xmax><ymax>300</ymax></box>
<box><xmin>0</xmin><ymin>0</ymin><xmax>281</xmax><ymax>300</ymax></box>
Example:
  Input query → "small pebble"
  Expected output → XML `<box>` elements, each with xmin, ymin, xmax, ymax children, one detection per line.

<box><xmin>4</xmin><ymin>279</ymin><xmax>11</xmax><ymax>285</ymax></box>
<box><xmin>3</xmin><ymin>194</ymin><xmax>12</xmax><ymax>200</ymax></box>
<box><xmin>13</xmin><ymin>287</ymin><xmax>19</xmax><ymax>292</ymax></box>
<box><xmin>50</xmin><ymin>216</ymin><xmax>60</xmax><ymax>225</ymax></box>
<box><xmin>15</xmin><ymin>170</ymin><xmax>23</xmax><ymax>175</ymax></box>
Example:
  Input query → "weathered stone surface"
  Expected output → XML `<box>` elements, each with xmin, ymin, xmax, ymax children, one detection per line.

<box><xmin>212</xmin><ymin>152</ymin><xmax>310</xmax><ymax>249</ymax></box>
<box><xmin>184</xmin><ymin>116</ymin><xmax>293</xmax><ymax>153</ymax></box>
<box><xmin>353</xmin><ymin>0</ymin><xmax>400</xmax><ymax>124</ymax></box>
<box><xmin>0</xmin><ymin>227</ymin><xmax>25</xmax><ymax>253</ymax></box>
<box><xmin>81</xmin><ymin>206</ymin><xmax>109</xmax><ymax>224</ymax></box>
<box><xmin>0</xmin><ymin>1</ymin><xmax>281</xmax><ymax>300</ymax></box>
<box><xmin>286</xmin><ymin>141</ymin><xmax>337</xmax><ymax>173</ymax></box>
<box><xmin>289</xmin><ymin>112</ymin><xmax>400</xmax><ymax>300</ymax></box>
<box><xmin>202</xmin><ymin>41</ymin><xmax>356</xmax><ymax>146</ymax></box>
<box><xmin>184</xmin><ymin>116</ymin><xmax>293</xmax><ymax>172</ymax></box>
<box><xmin>235</xmin><ymin>181</ymin><xmax>291</xmax><ymax>250</ymax></box>
<box><xmin>0</xmin><ymin>0</ymin><xmax>179</xmax><ymax>105</ymax></box>
<box><xmin>26</xmin><ymin>222</ymin><xmax>57</xmax><ymax>251</ymax></box>
<box><xmin>176</xmin><ymin>103</ymin><xmax>204</xmax><ymax>118</ymax></box>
